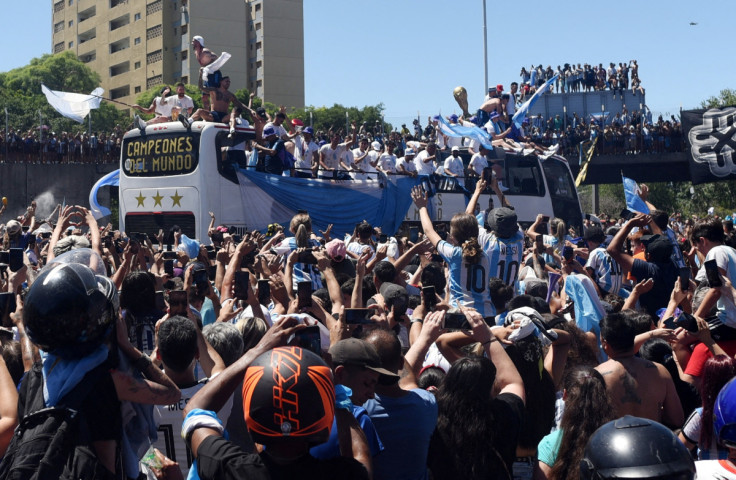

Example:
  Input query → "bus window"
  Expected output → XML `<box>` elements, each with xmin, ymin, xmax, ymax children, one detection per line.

<box><xmin>542</xmin><ymin>159</ymin><xmax>577</xmax><ymax>201</ymax></box>
<box><xmin>504</xmin><ymin>157</ymin><xmax>545</xmax><ymax>197</ymax></box>
<box><xmin>125</xmin><ymin>212</ymin><xmax>196</xmax><ymax>241</ymax></box>
<box><xmin>121</xmin><ymin>132</ymin><xmax>200</xmax><ymax>177</ymax></box>
<box><xmin>215</xmin><ymin>130</ymin><xmax>255</xmax><ymax>184</ymax></box>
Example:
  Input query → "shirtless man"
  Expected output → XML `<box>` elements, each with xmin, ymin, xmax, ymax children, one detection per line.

<box><xmin>187</xmin><ymin>76</ymin><xmax>245</xmax><ymax>125</ymax></box>
<box><xmin>595</xmin><ymin>312</ymin><xmax>684</xmax><ymax>429</ymax></box>
<box><xmin>192</xmin><ymin>35</ymin><xmax>217</xmax><ymax>68</ymax></box>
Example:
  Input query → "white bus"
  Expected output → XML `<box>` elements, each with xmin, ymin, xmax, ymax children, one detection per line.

<box><xmin>404</xmin><ymin>152</ymin><xmax>584</xmax><ymax>233</ymax></box>
<box><xmin>115</xmin><ymin>121</ymin><xmax>583</xmax><ymax>240</ymax></box>
<box><xmin>119</xmin><ymin>121</ymin><xmax>256</xmax><ymax>240</ymax></box>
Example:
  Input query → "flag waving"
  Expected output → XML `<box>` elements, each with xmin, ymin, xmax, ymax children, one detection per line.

<box><xmin>512</xmin><ymin>74</ymin><xmax>558</xmax><ymax>128</ymax></box>
<box><xmin>436</xmin><ymin>115</ymin><xmax>493</xmax><ymax>149</ymax></box>
<box><xmin>41</xmin><ymin>84</ymin><xmax>104</xmax><ymax>123</ymax></box>
<box><xmin>622</xmin><ymin>175</ymin><xmax>650</xmax><ymax>214</ymax></box>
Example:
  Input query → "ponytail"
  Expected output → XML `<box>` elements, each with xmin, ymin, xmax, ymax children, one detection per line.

<box><xmin>295</xmin><ymin>223</ymin><xmax>309</xmax><ymax>248</ymax></box>
<box><xmin>554</xmin><ymin>218</ymin><xmax>566</xmax><ymax>245</ymax></box>
<box><xmin>462</xmin><ymin>237</ymin><xmax>482</xmax><ymax>265</ymax></box>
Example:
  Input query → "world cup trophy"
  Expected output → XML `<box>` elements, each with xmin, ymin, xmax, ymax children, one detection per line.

<box><xmin>453</xmin><ymin>86</ymin><xmax>470</xmax><ymax>118</ymax></box>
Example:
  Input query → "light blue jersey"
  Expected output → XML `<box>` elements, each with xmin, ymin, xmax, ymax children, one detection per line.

<box><xmin>436</xmin><ymin>240</ymin><xmax>494</xmax><ymax>317</ymax></box>
<box><xmin>479</xmin><ymin>230</ymin><xmax>525</xmax><ymax>290</ymax></box>
<box><xmin>542</xmin><ymin>234</ymin><xmax>574</xmax><ymax>265</ymax></box>
<box><xmin>584</xmin><ymin>247</ymin><xmax>623</xmax><ymax>295</ymax></box>
<box><xmin>272</xmin><ymin>237</ymin><xmax>324</xmax><ymax>291</ymax></box>
<box><xmin>665</xmin><ymin>228</ymin><xmax>687</xmax><ymax>269</ymax></box>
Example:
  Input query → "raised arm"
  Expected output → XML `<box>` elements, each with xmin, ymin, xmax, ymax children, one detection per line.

<box><xmin>410</xmin><ymin>186</ymin><xmax>441</xmax><ymax>247</ymax></box>
<box><xmin>607</xmin><ymin>214</ymin><xmax>650</xmax><ymax>273</ymax></box>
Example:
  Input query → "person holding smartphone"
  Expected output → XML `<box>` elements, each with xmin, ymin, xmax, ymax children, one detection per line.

<box><xmin>691</xmin><ymin>217</ymin><xmax>736</xmax><ymax>327</ymax></box>
<box><xmin>411</xmin><ymin>186</ymin><xmax>494</xmax><ymax>319</ymax></box>
<box><xmin>583</xmin><ymin>226</ymin><xmax>624</xmax><ymax>297</ymax></box>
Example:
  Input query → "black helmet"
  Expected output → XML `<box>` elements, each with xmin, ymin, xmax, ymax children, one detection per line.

<box><xmin>580</xmin><ymin>416</ymin><xmax>694</xmax><ymax>480</ymax></box>
<box><xmin>242</xmin><ymin>346</ymin><xmax>335</xmax><ymax>445</ymax></box>
<box><xmin>24</xmin><ymin>263</ymin><xmax>118</xmax><ymax>359</ymax></box>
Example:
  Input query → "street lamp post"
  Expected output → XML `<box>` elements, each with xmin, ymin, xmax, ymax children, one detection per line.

<box><xmin>482</xmin><ymin>0</ymin><xmax>488</xmax><ymax>93</ymax></box>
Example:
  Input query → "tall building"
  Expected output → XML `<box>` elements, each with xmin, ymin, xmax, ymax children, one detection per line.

<box><xmin>50</xmin><ymin>0</ymin><xmax>304</xmax><ymax>110</ymax></box>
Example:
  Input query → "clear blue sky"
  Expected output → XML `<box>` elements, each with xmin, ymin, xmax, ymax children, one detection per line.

<box><xmin>3</xmin><ymin>0</ymin><xmax>733</xmax><ymax>129</ymax></box>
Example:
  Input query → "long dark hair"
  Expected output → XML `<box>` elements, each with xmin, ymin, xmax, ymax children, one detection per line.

<box><xmin>434</xmin><ymin>356</ymin><xmax>509</xmax><ymax>479</ymax></box>
<box><xmin>450</xmin><ymin>213</ymin><xmax>481</xmax><ymax>265</ymax></box>
<box><xmin>549</xmin><ymin>366</ymin><xmax>614</xmax><ymax>480</ymax></box>
<box><xmin>700</xmin><ymin>355</ymin><xmax>736</xmax><ymax>449</ymax></box>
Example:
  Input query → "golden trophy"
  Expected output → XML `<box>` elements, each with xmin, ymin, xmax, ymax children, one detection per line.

<box><xmin>453</xmin><ymin>86</ymin><xmax>470</xmax><ymax>118</ymax></box>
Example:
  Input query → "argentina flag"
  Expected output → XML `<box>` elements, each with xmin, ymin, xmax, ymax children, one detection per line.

<box><xmin>622</xmin><ymin>175</ymin><xmax>650</xmax><ymax>214</ymax></box>
<box><xmin>436</xmin><ymin>115</ymin><xmax>493</xmax><ymax>149</ymax></box>
<box><xmin>512</xmin><ymin>74</ymin><xmax>558</xmax><ymax>128</ymax></box>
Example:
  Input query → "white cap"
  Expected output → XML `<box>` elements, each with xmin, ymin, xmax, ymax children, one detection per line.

<box><xmin>451</xmin><ymin>146</ymin><xmax>460</xmax><ymax>152</ymax></box>
<box><xmin>371</xmin><ymin>141</ymin><xmax>381</xmax><ymax>151</ymax></box>
<box><xmin>192</xmin><ymin>35</ymin><xmax>204</xmax><ymax>47</ymax></box>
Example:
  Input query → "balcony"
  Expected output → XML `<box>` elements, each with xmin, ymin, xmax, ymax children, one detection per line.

<box><xmin>78</xmin><ymin>6</ymin><xmax>96</xmax><ymax>23</ymax></box>
<box><xmin>110</xmin><ymin>61</ymin><xmax>130</xmax><ymax>77</ymax></box>
<box><xmin>80</xmin><ymin>50</ymin><xmax>96</xmax><ymax>63</ymax></box>
<box><xmin>78</xmin><ymin>28</ymin><xmax>97</xmax><ymax>45</ymax></box>
<box><xmin>110</xmin><ymin>37</ymin><xmax>130</xmax><ymax>54</ymax></box>
<box><xmin>110</xmin><ymin>14</ymin><xmax>130</xmax><ymax>31</ymax></box>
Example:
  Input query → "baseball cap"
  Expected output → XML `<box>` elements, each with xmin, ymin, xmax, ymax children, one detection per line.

<box><xmin>303</xmin><ymin>126</ymin><xmax>314</xmax><ymax>135</ymax></box>
<box><xmin>490</xmin><ymin>111</ymin><xmax>500</xmax><ymax>120</ymax></box>
<box><xmin>451</xmin><ymin>146</ymin><xmax>460</xmax><ymax>152</ymax></box>
<box><xmin>488</xmin><ymin>87</ymin><xmax>497</xmax><ymax>93</ymax></box>
<box><xmin>379</xmin><ymin>282</ymin><xmax>409</xmax><ymax>316</ymax></box>
<box><xmin>192</xmin><ymin>35</ymin><xmax>204</xmax><ymax>47</ymax></box>
<box><xmin>405</xmin><ymin>148</ymin><xmax>415</xmax><ymax>156</ymax></box>
<box><xmin>642</xmin><ymin>234</ymin><xmax>672</xmax><ymax>263</ymax></box>
<box><xmin>449</xmin><ymin>114</ymin><xmax>458</xmax><ymax>122</ymax></box>
<box><xmin>329</xmin><ymin>338</ymin><xmax>399</xmax><ymax>382</ymax></box>
<box><xmin>371</xmin><ymin>141</ymin><xmax>382</xmax><ymax>151</ymax></box>
<box><xmin>325</xmin><ymin>239</ymin><xmax>346</xmax><ymax>262</ymax></box>
<box><xmin>291</xmin><ymin>118</ymin><xmax>304</xmax><ymax>127</ymax></box>
<box><xmin>263</xmin><ymin>126</ymin><xmax>277</xmax><ymax>137</ymax></box>
<box><xmin>486</xmin><ymin>207</ymin><xmax>518</xmax><ymax>239</ymax></box>
<box><xmin>5</xmin><ymin>220</ymin><xmax>21</xmax><ymax>235</ymax></box>
<box><xmin>496</xmin><ymin>84</ymin><xmax>504</xmax><ymax>92</ymax></box>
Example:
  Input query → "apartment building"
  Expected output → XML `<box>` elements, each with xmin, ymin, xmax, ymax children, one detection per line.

<box><xmin>51</xmin><ymin>0</ymin><xmax>304</xmax><ymax>109</ymax></box>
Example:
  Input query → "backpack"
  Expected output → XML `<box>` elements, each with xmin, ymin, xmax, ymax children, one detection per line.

<box><xmin>0</xmin><ymin>362</ymin><xmax>116</xmax><ymax>480</ymax></box>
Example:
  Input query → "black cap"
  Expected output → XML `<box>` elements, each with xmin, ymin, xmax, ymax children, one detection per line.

<box><xmin>486</xmin><ymin>207</ymin><xmax>518</xmax><ymax>239</ymax></box>
<box><xmin>379</xmin><ymin>282</ymin><xmax>409</xmax><ymax>316</ymax></box>
<box><xmin>642</xmin><ymin>234</ymin><xmax>672</xmax><ymax>263</ymax></box>
<box><xmin>329</xmin><ymin>338</ymin><xmax>399</xmax><ymax>381</ymax></box>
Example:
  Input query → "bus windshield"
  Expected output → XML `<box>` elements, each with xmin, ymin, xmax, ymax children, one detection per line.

<box><xmin>541</xmin><ymin>159</ymin><xmax>577</xmax><ymax>201</ymax></box>
<box><xmin>504</xmin><ymin>157</ymin><xmax>546</xmax><ymax>197</ymax></box>
<box><xmin>121</xmin><ymin>132</ymin><xmax>200</xmax><ymax>177</ymax></box>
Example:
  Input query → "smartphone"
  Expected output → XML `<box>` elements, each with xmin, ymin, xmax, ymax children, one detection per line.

<box><xmin>193</xmin><ymin>268</ymin><xmax>209</xmax><ymax>292</ymax></box>
<box><xmin>409</xmin><ymin>227</ymin><xmax>419</xmax><ymax>243</ymax></box>
<box><xmin>233</xmin><ymin>271</ymin><xmax>250</xmax><ymax>300</ymax></box>
<box><xmin>676</xmin><ymin>311</ymin><xmax>699</xmax><ymax>333</ymax></box>
<box><xmin>541</xmin><ymin>215</ymin><xmax>550</xmax><ymax>223</ymax></box>
<box><xmin>422</xmin><ymin>286</ymin><xmax>437</xmax><ymax>310</ymax></box>
<box><xmin>379</xmin><ymin>234</ymin><xmax>388</xmax><ymax>244</ymax></box>
<box><xmin>444</xmin><ymin>312</ymin><xmax>470</xmax><ymax>330</ymax></box>
<box><xmin>344</xmin><ymin>308</ymin><xmax>373</xmax><ymax>325</ymax></box>
<box><xmin>679</xmin><ymin>267</ymin><xmax>690</xmax><ymax>292</ymax></box>
<box><xmin>207</xmin><ymin>265</ymin><xmax>217</xmax><ymax>281</ymax></box>
<box><xmin>207</xmin><ymin>248</ymin><xmax>217</xmax><ymax>260</ymax></box>
<box><xmin>129</xmin><ymin>238</ymin><xmax>140</xmax><ymax>255</ymax></box>
<box><xmin>135</xmin><ymin>232</ymin><xmax>147</xmax><ymax>242</ymax></box>
<box><xmin>0</xmin><ymin>293</ymin><xmax>16</xmax><ymax>320</ymax></box>
<box><xmin>297</xmin><ymin>281</ymin><xmax>312</xmax><ymax>308</ymax></box>
<box><xmin>662</xmin><ymin>316</ymin><xmax>677</xmax><ymax>330</ymax></box>
<box><xmin>164</xmin><ymin>259</ymin><xmax>174</xmax><ymax>277</ymax></box>
<box><xmin>9</xmin><ymin>248</ymin><xmax>23</xmax><ymax>272</ymax></box>
<box><xmin>167</xmin><ymin>290</ymin><xmax>188</xmax><ymax>316</ymax></box>
<box><xmin>257</xmin><ymin>279</ymin><xmax>271</xmax><ymax>306</ymax></box>
<box><xmin>154</xmin><ymin>291</ymin><xmax>166</xmax><ymax>312</ymax></box>
<box><xmin>293</xmin><ymin>325</ymin><xmax>321</xmax><ymax>355</ymax></box>
<box><xmin>232</xmin><ymin>234</ymin><xmax>242</xmax><ymax>244</ymax></box>
<box><xmin>0</xmin><ymin>251</ymin><xmax>8</xmax><ymax>265</ymax></box>
<box><xmin>535</xmin><ymin>235</ymin><xmax>545</xmax><ymax>251</ymax></box>
<box><xmin>620</xmin><ymin>209</ymin><xmax>634</xmax><ymax>221</ymax></box>
<box><xmin>705</xmin><ymin>259</ymin><xmax>723</xmax><ymax>288</ymax></box>
<box><xmin>297</xmin><ymin>250</ymin><xmax>318</xmax><ymax>265</ymax></box>
<box><xmin>41</xmin><ymin>232</ymin><xmax>52</xmax><ymax>239</ymax></box>
<box><xmin>162</xmin><ymin>251</ymin><xmax>177</xmax><ymax>260</ymax></box>
<box><xmin>562</xmin><ymin>245</ymin><xmax>574</xmax><ymax>261</ymax></box>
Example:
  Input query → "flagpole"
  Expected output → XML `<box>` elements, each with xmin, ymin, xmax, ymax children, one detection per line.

<box><xmin>4</xmin><ymin>107</ymin><xmax>7</xmax><ymax>161</ymax></box>
<box><xmin>482</xmin><ymin>0</ymin><xmax>488</xmax><ymax>93</ymax></box>
<box><xmin>38</xmin><ymin>110</ymin><xmax>43</xmax><ymax>164</ymax></box>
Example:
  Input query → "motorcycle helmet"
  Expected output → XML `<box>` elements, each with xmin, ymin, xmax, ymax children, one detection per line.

<box><xmin>24</xmin><ymin>263</ymin><xmax>117</xmax><ymax>359</ymax></box>
<box><xmin>580</xmin><ymin>415</ymin><xmax>694</xmax><ymax>480</ymax></box>
<box><xmin>243</xmin><ymin>346</ymin><xmax>334</xmax><ymax>445</ymax></box>
<box><xmin>714</xmin><ymin>377</ymin><xmax>736</xmax><ymax>448</ymax></box>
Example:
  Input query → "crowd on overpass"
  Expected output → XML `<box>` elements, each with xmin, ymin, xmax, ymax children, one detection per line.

<box><xmin>0</xmin><ymin>126</ymin><xmax>124</xmax><ymax>164</ymax></box>
<box><xmin>519</xmin><ymin>60</ymin><xmax>644</xmax><ymax>96</ymax></box>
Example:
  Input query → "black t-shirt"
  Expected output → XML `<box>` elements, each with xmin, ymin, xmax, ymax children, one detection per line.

<box><xmin>196</xmin><ymin>435</ymin><xmax>368</xmax><ymax>480</ymax></box>
<box><xmin>428</xmin><ymin>392</ymin><xmax>524</xmax><ymax>480</ymax></box>
<box><xmin>264</xmin><ymin>140</ymin><xmax>286</xmax><ymax>175</ymax></box>
<box><xmin>630</xmin><ymin>258</ymin><xmax>677</xmax><ymax>317</ymax></box>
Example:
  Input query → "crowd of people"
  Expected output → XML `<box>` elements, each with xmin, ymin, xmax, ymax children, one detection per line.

<box><xmin>518</xmin><ymin>61</ymin><xmax>644</xmax><ymax>97</ymax></box>
<box><xmin>1</xmin><ymin>164</ymin><xmax>736</xmax><ymax>479</ymax></box>
<box><xmin>0</xmin><ymin>127</ymin><xmax>125</xmax><ymax>164</ymax></box>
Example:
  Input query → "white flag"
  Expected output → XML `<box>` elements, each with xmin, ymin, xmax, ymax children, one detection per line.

<box><xmin>41</xmin><ymin>84</ymin><xmax>104</xmax><ymax>123</ymax></box>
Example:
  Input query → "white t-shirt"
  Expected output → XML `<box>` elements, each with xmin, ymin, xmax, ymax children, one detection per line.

<box><xmin>152</xmin><ymin>376</ymin><xmax>233</xmax><ymax>477</ymax></box>
<box><xmin>341</xmin><ymin>147</ymin><xmax>354</xmax><ymax>170</ymax></box>
<box><xmin>319</xmin><ymin>142</ymin><xmax>346</xmax><ymax>170</ymax></box>
<box><xmin>347</xmin><ymin>241</ymin><xmax>375</xmax><ymax>262</ymax></box>
<box><xmin>443</xmin><ymin>156</ymin><xmax>464</xmax><ymax>177</ymax></box>
<box><xmin>397</xmin><ymin>156</ymin><xmax>417</xmax><ymax>174</ymax></box>
<box><xmin>378</xmin><ymin>153</ymin><xmax>397</xmax><ymax>173</ymax></box>
<box><xmin>445</xmin><ymin>134</ymin><xmax>462</xmax><ymax>149</ymax></box>
<box><xmin>173</xmin><ymin>94</ymin><xmax>195</xmax><ymax>113</ymax></box>
<box><xmin>264</xmin><ymin>122</ymin><xmax>288</xmax><ymax>140</ymax></box>
<box><xmin>469</xmin><ymin>153</ymin><xmax>489</xmax><ymax>176</ymax></box>
<box><xmin>293</xmin><ymin>135</ymin><xmax>318</xmax><ymax>171</ymax></box>
<box><xmin>155</xmin><ymin>96</ymin><xmax>174</xmax><ymax>117</ymax></box>
<box><xmin>414</xmin><ymin>150</ymin><xmax>436</xmax><ymax>175</ymax></box>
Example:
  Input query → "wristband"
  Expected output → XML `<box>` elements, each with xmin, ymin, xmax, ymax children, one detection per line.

<box><xmin>182</xmin><ymin>409</ymin><xmax>226</xmax><ymax>443</ymax></box>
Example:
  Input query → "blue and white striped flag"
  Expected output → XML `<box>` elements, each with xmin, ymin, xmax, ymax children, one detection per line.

<box><xmin>622</xmin><ymin>175</ymin><xmax>650</xmax><ymax>214</ymax></box>
<box><xmin>436</xmin><ymin>115</ymin><xmax>493</xmax><ymax>149</ymax></box>
<box><xmin>41</xmin><ymin>84</ymin><xmax>103</xmax><ymax>123</ymax></box>
<box><xmin>512</xmin><ymin>74</ymin><xmax>558</xmax><ymax>128</ymax></box>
